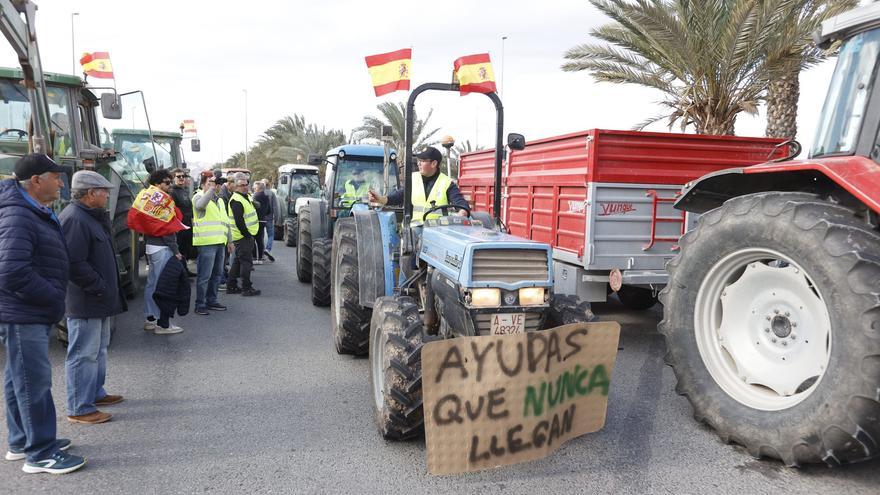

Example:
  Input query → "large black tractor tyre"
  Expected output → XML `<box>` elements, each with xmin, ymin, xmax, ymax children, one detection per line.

<box><xmin>112</xmin><ymin>185</ymin><xmax>138</xmax><ymax>300</ymax></box>
<box><xmin>659</xmin><ymin>192</ymin><xmax>880</xmax><ymax>467</ymax></box>
<box><xmin>311</xmin><ymin>237</ymin><xmax>332</xmax><ymax>307</ymax></box>
<box><xmin>285</xmin><ymin>217</ymin><xmax>297</xmax><ymax>247</ymax></box>
<box><xmin>546</xmin><ymin>293</ymin><xmax>596</xmax><ymax>327</ymax></box>
<box><xmin>616</xmin><ymin>285</ymin><xmax>658</xmax><ymax>310</ymax></box>
<box><xmin>369</xmin><ymin>296</ymin><xmax>434</xmax><ymax>440</ymax></box>
<box><xmin>296</xmin><ymin>207</ymin><xmax>312</xmax><ymax>282</ymax></box>
<box><xmin>330</xmin><ymin>217</ymin><xmax>372</xmax><ymax>355</ymax></box>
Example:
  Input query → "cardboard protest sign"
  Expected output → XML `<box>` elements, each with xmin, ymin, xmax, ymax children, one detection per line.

<box><xmin>422</xmin><ymin>322</ymin><xmax>620</xmax><ymax>475</ymax></box>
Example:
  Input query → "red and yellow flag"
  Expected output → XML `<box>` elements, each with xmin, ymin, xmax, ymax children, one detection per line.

<box><xmin>365</xmin><ymin>48</ymin><xmax>412</xmax><ymax>97</ymax></box>
<box><xmin>453</xmin><ymin>53</ymin><xmax>497</xmax><ymax>95</ymax></box>
<box><xmin>182</xmin><ymin>120</ymin><xmax>197</xmax><ymax>134</ymax></box>
<box><xmin>127</xmin><ymin>185</ymin><xmax>187</xmax><ymax>237</ymax></box>
<box><xmin>79</xmin><ymin>52</ymin><xmax>114</xmax><ymax>79</ymax></box>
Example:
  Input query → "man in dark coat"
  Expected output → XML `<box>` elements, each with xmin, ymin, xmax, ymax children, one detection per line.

<box><xmin>59</xmin><ymin>171</ymin><xmax>127</xmax><ymax>426</ymax></box>
<box><xmin>0</xmin><ymin>154</ymin><xmax>86</xmax><ymax>474</ymax></box>
<box><xmin>170</xmin><ymin>168</ymin><xmax>196</xmax><ymax>275</ymax></box>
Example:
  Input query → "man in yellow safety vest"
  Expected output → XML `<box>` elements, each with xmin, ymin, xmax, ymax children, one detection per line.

<box><xmin>369</xmin><ymin>146</ymin><xmax>469</xmax><ymax>225</ymax></box>
<box><xmin>192</xmin><ymin>171</ymin><xmax>234</xmax><ymax>315</ymax></box>
<box><xmin>339</xmin><ymin>168</ymin><xmax>371</xmax><ymax>206</ymax></box>
<box><xmin>226</xmin><ymin>175</ymin><xmax>261</xmax><ymax>296</ymax></box>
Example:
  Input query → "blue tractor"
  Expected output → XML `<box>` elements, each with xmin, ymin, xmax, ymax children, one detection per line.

<box><xmin>298</xmin><ymin>145</ymin><xmax>399</xmax><ymax>306</ymax></box>
<box><xmin>328</xmin><ymin>83</ymin><xmax>594</xmax><ymax>439</ymax></box>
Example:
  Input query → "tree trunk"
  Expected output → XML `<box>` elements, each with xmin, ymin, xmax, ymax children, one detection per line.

<box><xmin>765</xmin><ymin>69</ymin><xmax>800</xmax><ymax>140</ymax></box>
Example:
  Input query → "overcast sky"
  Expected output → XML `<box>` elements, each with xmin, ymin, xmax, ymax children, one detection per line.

<box><xmin>1</xmin><ymin>0</ymin><xmax>842</xmax><ymax>166</ymax></box>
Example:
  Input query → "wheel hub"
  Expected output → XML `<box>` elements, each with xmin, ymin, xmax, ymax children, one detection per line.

<box><xmin>696</xmin><ymin>250</ymin><xmax>832</xmax><ymax>411</ymax></box>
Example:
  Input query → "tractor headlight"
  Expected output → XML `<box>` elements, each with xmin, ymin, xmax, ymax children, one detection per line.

<box><xmin>519</xmin><ymin>287</ymin><xmax>545</xmax><ymax>306</ymax></box>
<box><xmin>470</xmin><ymin>288</ymin><xmax>501</xmax><ymax>307</ymax></box>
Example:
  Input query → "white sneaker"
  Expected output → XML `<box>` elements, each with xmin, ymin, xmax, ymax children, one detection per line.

<box><xmin>253</xmin><ymin>259</ymin><xmax>263</xmax><ymax>265</ymax></box>
<box><xmin>144</xmin><ymin>320</ymin><xmax>157</xmax><ymax>331</ymax></box>
<box><xmin>154</xmin><ymin>324</ymin><xmax>183</xmax><ymax>335</ymax></box>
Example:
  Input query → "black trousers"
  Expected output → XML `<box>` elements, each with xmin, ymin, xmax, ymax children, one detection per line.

<box><xmin>228</xmin><ymin>237</ymin><xmax>255</xmax><ymax>290</ymax></box>
<box><xmin>256</xmin><ymin>222</ymin><xmax>266</xmax><ymax>260</ymax></box>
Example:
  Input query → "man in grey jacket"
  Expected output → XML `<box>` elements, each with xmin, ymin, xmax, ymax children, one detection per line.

<box><xmin>60</xmin><ymin>171</ymin><xmax>126</xmax><ymax>425</ymax></box>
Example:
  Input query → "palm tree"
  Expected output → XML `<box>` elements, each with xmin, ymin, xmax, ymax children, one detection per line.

<box><xmin>562</xmin><ymin>0</ymin><xmax>803</xmax><ymax>135</ymax></box>
<box><xmin>449</xmin><ymin>140</ymin><xmax>485</xmax><ymax>179</ymax></box>
<box><xmin>763</xmin><ymin>0</ymin><xmax>857</xmax><ymax>140</ymax></box>
<box><xmin>353</xmin><ymin>101</ymin><xmax>440</xmax><ymax>154</ymax></box>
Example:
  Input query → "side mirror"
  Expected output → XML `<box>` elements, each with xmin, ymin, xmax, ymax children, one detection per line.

<box><xmin>307</xmin><ymin>153</ymin><xmax>323</xmax><ymax>165</ymax></box>
<box><xmin>100</xmin><ymin>93</ymin><xmax>122</xmax><ymax>120</ymax></box>
<box><xmin>507</xmin><ymin>133</ymin><xmax>526</xmax><ymax>151</ymax></box>
<box><xmin>191</xmin><ymin>139</ymin><xmax>201</xmax><ymax>152</ymax></box>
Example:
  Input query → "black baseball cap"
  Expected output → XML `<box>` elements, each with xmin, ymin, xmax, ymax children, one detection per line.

<box><xmin>414</xmin><ymin>146</ymin><xmax>442</xmax><ymax>163</ymax></box>
<box><xmin>13</xmin><ymin>153</ymin><xmax>67</xmax><ymax>180</ymax></box>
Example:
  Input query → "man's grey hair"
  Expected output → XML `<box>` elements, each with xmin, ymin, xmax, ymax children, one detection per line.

<box><xmin>232</xmin><ymin>172</ymin><xmax>248</xmax><ymax>182</ymax></box>
<box><xmin>18</xmin><ymin>171</ymin><xmax>54</xmax><ymax>190</ymax></box>
<box><xmin>71</xmin><ymin>189</ymin><xmax>89</xmax><ymax>200</ymax></box>
<box><xmin>253</xmin><ymin>181</ymin><xmax>265</xmax><ymax>191</ymax></box>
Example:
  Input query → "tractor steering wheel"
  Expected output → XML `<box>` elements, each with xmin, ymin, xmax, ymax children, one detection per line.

<box><xmin>422</xmin><ymin>203</ymin><xmax>471</xmax><ymax>222</ymax></box>
<box><xmin>0</xmin><ymin>129</ymin><xmax>28</xmax><ymax>140</ymax></box>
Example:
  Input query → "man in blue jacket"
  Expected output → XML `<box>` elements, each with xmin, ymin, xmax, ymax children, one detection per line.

<box><xmin>0</xmin><ymin>154</ymin><xmax>86</xmax><ymax>474</ymax></box>
<box><xmin>60</xmin><ymin>171</ymin><xmax>126</xmax><ymax>426</ymax></box>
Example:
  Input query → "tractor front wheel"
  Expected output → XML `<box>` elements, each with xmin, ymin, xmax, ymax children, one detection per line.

<box><xmin>311</xmin><ymin>237</ymin><xmax>331</xmax><ymax>307</ymax></box>
<box><xmin>369</xmin><ymin>295</ymin><xmax>432</xmax><ymax>440</ymax></box>
<box><xmin>296</xmin><ymin>208</ymin><xmax>312</xmax><ymax>282</ymax></box>
<box><xmin>285</xmin><ymin>217</ymin><xmax>297</xmax><ymax>247</ymax></box>
<box><xmin>330</xmin><ymin>217</ymin><xmax>372</xmax><ymax>355</ymax></box>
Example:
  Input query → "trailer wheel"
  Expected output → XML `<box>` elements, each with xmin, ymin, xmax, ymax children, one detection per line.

<box><xmin>311</xmin><ymin>237</ymin><xmax>331</xmax><ymax>307</ymax></box>
<box><xmin>660</xmin><ymin>192</ymin><xmax>880</xmax><ymax>466</ymax></box>
<box><xmin>330</xmin><ymin>217</ymin><xmax>371</xmax><ymax>355</ymax></box>
<box><xmin>369</xmin><ymin>295</ymin><xmax>433</xmax><ymax>440</ymax></box>
<box><xmin>285</xmin><ymin>218</ymin><xmax>297</xmax><ymax>247</ymax></box>
<box><xmin>616</xmin><ymin>285</ymin><xmax>657</xmax><ymax>310</ymax></box>
<box><xmin>546</xmin><ymin>293</ymin><xmax>595</xmax><ymax>327</ymax></box>
<box><xmin>112</xmin><ymin>185</ymin><xmax>138</xmax><ymax>300</ymax></box>
<box><xmin>296</xmin><ymin>208</ymin><xmax>312</xmax><ymax>282</ymax></box>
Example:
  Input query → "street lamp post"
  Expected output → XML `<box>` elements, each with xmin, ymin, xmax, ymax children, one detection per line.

<box><xmin>243</xmin><ymin>89</ymin><xmax>248</xmax><ymax>169</ymax></box>
<box><xmin>70</xmin><ymin>13</ymin><xmax>79</xmax><ymax>75</ymax></box>
<box><xmin>500</xmin><ymin>35</ymin><xmax>508</xmax><ymax>97</ymax></box>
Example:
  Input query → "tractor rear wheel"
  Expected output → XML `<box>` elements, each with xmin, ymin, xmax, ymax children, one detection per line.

<box><xmin>616</xmin><ymin>285</ymin><xmax>657</xmax><ymax>310</ymax></box>
<box><xmin>311</xmin><ymin>237</ymin><xmax>331</xmax><ymax>307</ymax></box>
<box><xmin>330</xmin><ymin>217</ymin><xmax>371</xmax><ymax>355</ymax></box>
<box><xmin>296</xmin><ymin>207</ymin><xmax>312</xmax><ymax>282</ymax></box>
<box><xmin>369</xmin><ymin>295</ymin><xmax>432</xmax><ymax>440</ymax></box>
<box><xmin>285</xmin><ymin>218</ymin><xmax>297</xmax><ymax>247</ymax></box>
<box><xmin>660</xmin><ymin>192</ymin><xmax>880</xmax><ymax>466</ymax></box>
<box><xmin>112</xmin><ymin>185</ymin><xmax>138</xmax><ymax>300</ymax></box>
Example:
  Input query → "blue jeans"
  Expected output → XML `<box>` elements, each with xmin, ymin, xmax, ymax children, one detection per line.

<box><xmin>1</xmin><ymin>323</ymin><xmax>58</xmax><ymax>462</ymax></box>
<box><xmin>65</xmin><ymin>317</ymin><xmax>111</xmax><ymax>416</ymax></box>
<box><xmin>266</xmin><ymin>223</ymin><xmax>274</xmax><ymax>253</ymax></box>
<box><xmin>195</xmin><ymin>244</ymin><xmax>225</xmax><ymax>309</ymax></box>
<box><xmin>144</xmin><ymin>247</ymin><xmax>173</xmax><ymax>319</ymax></box>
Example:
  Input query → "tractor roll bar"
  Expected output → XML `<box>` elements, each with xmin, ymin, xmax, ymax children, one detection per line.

<box><xmin>404</xmin><ymin>83</ymin><xmax>504</xmax><ymax>227</ymax></box>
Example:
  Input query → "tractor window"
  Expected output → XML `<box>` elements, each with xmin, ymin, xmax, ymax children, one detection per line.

<box><xmin>812</xmin><ymin>30</ymin><xmax>880</xmax><ymax>158</ymax></box>
<box><xmin>333</xmin><ymin>159</ymin><xmax>388</xmax><ymax>207</ymax></box>
<box><xmin>290</xmin><ymin>173</ymin><xmax>320</xmax><ymax>198</ymax></box>
<box><xmin>0</xmin><ymin>81</ymin><xmax>74</xmax><ymax>157</ymax></box>
<box><xmin>280</xmin><ymin>175</ymin><xmax>288</xmax><ymax>185</ymax></box>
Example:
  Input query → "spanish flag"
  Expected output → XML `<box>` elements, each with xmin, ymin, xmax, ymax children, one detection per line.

<box><xmin>453</xmin><ymin>53</ymin><xmax>497</xmax><ymax>95</ymax></box>
<box><xmin>182</xmin><ymin>120</ymin><xmax>197</xmax><ymax>134</ymax></box>
<box><xmin>127</xmin><ymin>185</ymin><xmax>188</xmax><ymax>237</ymax></box>
<box><xmin>365</xmin><ymin>48</ymin><xmax>412</xmax><ymax>97</ymax></box>
<box><xmin>79</xmin><ymin>52</ymin><xmax>114</xmax><ymax>79</ymax></box>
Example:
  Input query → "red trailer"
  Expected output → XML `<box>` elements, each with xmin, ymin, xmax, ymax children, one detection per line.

<box><xmin>458</xmin><ymin>129</ymin><xmax>786</xmax><ymax>309</ymax></box>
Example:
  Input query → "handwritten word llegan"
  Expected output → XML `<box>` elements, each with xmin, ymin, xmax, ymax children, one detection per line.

<box><xmin>469</xmin><ymin>405</ymin><xmax>576</xmax><ymax>462</ymax></box>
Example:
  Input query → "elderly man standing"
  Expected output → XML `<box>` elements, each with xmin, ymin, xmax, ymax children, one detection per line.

<box><xmin>0</xmin><ymin>154</ymin><xmax>85</xmax><ymax>474</ymax></box>
<box><xmin>59</xmin><ymin>171</ymin><xmax>127</xmax><ymax>425</ymax></box>
<box><xmin>227</xmin><ymin>175</ymin><xmax>261</xmax><ymax>296</ymax></box>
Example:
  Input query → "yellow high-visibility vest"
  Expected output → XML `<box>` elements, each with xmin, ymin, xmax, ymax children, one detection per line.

<box><xmin>341</xmin><ymin>180</ymin><xmax>370</xmax><ymax>202</ymax></box>
<box><xmin>411</xmin><ymin>172</ymin><xmax>452</xmax><ymax>225</ymax></box>
<box><xmin>227</xmin><ymin>192</ymin><xmax>259</xmax><ymax>241</ymax></box>
<box><xmin>192</xmin><ymin>194</ymin><xmax>229</xmax><ymax>246</ymax></box>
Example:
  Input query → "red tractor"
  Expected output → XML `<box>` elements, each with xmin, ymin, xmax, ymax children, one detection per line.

<box><xmin>661</xmin><ymin>4</ymin><xmax>880</xmax><ymax>467</ymax></box>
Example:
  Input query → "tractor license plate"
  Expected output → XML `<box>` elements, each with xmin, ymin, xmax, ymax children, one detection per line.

<box><xmin>490</xmin><ymin>313</ymin><xmax>525</xmax><ymax>335</ymax></box>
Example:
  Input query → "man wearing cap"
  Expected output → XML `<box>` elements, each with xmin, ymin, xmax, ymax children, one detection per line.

<box><xmin>0</xmin><ymin>154</ymin><xmax>86</xmax><ymax>474</ymax></box>
<box><xmin>369</xmin><ymin>146</ymin><xmax>469</xmax><ymax>224</ymax></box>
<box><xmin>59</xmin><ymin>170</ymin><xmax>127</xmax><ymax>426</ymax></box>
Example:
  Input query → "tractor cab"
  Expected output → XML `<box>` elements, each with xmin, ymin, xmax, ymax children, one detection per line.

<box><xmin>111</xmin><ymin>129</ymin><xmax>183</xmax><ymax>193</ymax></box>
<box><xmin>320</xmin><ymin>145</ymin><xmax>399</xmax><ymax>212</ymax></box>
<box><xmin>276</xmin><ymin>163</ymin><xmax>321</xmax><ymax>244</ymax></box>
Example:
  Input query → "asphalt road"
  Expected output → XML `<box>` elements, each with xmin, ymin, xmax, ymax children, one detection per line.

<box><xmin>2</xmin><ymin>245</ymin><xmax>878</xmax><ymax>494</ymax></box>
